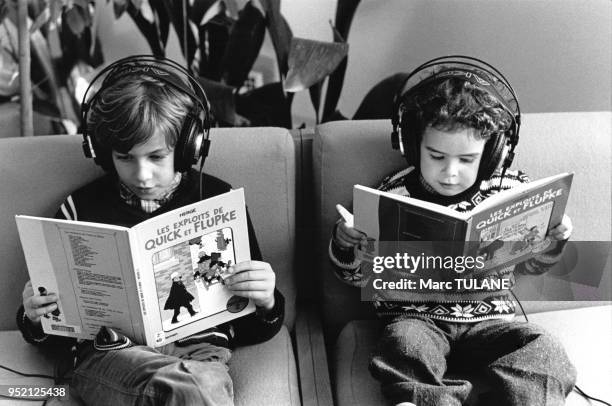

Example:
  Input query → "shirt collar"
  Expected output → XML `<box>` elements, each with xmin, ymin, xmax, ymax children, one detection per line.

<box><xmin>119</xmin><ymin>172</ymin><xmax>183</xmax><ymax>214</ymax></box>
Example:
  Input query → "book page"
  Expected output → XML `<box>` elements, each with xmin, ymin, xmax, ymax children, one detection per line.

<box><xmin>130</xmin><ymin>188</ymin><xmax>254</xmax><ymax>347</ymax></box>
<box><xmin>15</xmin><ymin>217</ymin><xmax>143</xmax><ymax>341</ymax></box>
<box><xmin>354</xmin><ymin>185</ymin><xmax>469</xmax><ymax>268</ymax></box>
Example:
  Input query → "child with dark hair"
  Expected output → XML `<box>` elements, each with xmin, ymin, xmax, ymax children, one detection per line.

<box><xmin>330</xmin><ymin>58</ymin><xmax>574</xmax><ymax>406</ymax></box>
<box><xmin>17</xmin><ymin>57</ymin><xmax>284</xmax><ymax>406</ymax></box>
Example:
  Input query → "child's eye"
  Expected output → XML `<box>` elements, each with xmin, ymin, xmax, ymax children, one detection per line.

<box><xmin>115</xmin><ymin>155</ymin><xmax>131</xmax><ymax>161</ymax></box>
<box><xmin>150</xmin><ymin>154</ymin><xmax>168</xmax><ymax>161</ymax></box>
<box><xmin>460</xmin><ymin>157</ymin><xmax>476</xmax><ymax>163</ymax></box>
<box><xmin>430</xmin><ymin>154</ymin><xmax>444</xmax><ymax>160</ymax></box>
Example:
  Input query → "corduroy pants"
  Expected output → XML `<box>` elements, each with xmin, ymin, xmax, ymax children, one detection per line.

<box><xmin>369</xmin><ymin>316</ymin><xmax>576</xmax><ymax>406</ymax></box>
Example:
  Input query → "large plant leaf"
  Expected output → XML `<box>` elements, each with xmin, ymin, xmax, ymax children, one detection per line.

<box><xmin>322</xmin><ymin>0</ymin><xmax>360</xmax><ymax>122</ymax></box>
<box><xmin>259</xmin><ymin>0</ymin><xmax>292</xmax><ymax>76</ymax></box>
<box><xmin>112</xmin><ymin>0</ymin><xmax>128</xmax><ymax>18</ymax></box>
<box><xmin>30</xmin><ymin>5</ymin><xmax>50</xmax><ymax>34</ymax></box>
<box><xmin>190</xmin><ymin>0</ymin><xmax>217</xmax><ymax>25</ymax></box>
<box><xmin>284</xmin><ymin>37</ymin><xmax>347</xmax><ymax>93</ymax></box>
<box><xmin>198</xmin><ymin>8</ymin><xmax>233</xmax><ymax>81</ymax></box>
<box><xmin>220</xmin><ymin>0</ymin><xmax>265</xmax><ymax>87</ymax></box>
<box><xmin>159</xmin><ymin>0</ymin><xmax>197</xmax><ymax>68</ymax></box>
<box><xmin>64</xmin><ymin>2</ymin><xmax>91</xmax><ymax>36</ymax></box>
<box><xmin>196</xmin><ymin>75</ymin><xmax>237</xmax><ymax>125</ymax></box>
<box><xmin>236</xmin><ymin>81</ymin><xmax>292</xmax><ymax>128</ymax></box>
<box><xmin>150</xmin><ymin>0</ymin><xmax>169</xmax><ymax>47</ymax></box>
<box><xmin>126</xmin><ymin>0</ymin><xmax>164</xmax><ymax>56</ymax></box>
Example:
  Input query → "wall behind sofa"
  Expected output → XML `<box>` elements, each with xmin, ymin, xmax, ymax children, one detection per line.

<box><xmin>337</xmin><ymin>0</ymin><xmax>611</xmax><ymax>118</ymax></box>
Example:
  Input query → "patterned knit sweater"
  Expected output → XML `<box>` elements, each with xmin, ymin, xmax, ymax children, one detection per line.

<box><xmin>329</xmin><ymin>167</ymin><xmax>567</xmax><ymax>322</ymax></box>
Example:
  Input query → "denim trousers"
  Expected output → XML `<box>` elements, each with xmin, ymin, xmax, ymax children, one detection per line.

<box><xmin>369</xmin><ymin>316</ymin><xmax>576</xmax><ymax>406</ymax></box>
<box><xmin>71</xmin><ymin>340</ymin><xmax>233</xmax><ymax>406</ymax></box>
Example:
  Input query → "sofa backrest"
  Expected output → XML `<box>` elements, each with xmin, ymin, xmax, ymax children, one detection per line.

<box><xmin>0</xmin><ymin>127</ymin><xmax>297</xmax><ymax>331</ymax></box>
<box><xmin>312</xmin><ymin>112</ymin><xmax>611</xmax><ymax>341</ymax></box>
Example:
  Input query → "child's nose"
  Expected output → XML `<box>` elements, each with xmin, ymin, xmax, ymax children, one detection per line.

<box><xmin>134</xmin><ymin>161</ymin><xmax>153</xmax><ymax>182</ymax></box>
<box><xmin>442</xmin><ymin>160</ymin><xmax>459</xmax><ymax>177</ymax></box>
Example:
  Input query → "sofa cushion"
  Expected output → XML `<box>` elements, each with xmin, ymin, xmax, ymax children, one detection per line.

<box><xmin>334</xmin><ymin>306</ymin><xmax>612</xmax><ymax>406</ymax></box>
<box><xmin>0</xmin><ymin>326</ymin><xmax>299</xmax><ymax>405</ymax></box>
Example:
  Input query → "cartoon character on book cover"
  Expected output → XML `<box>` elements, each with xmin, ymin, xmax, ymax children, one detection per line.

<box><xmin>154</xmin><ymin>227</ymin><xmax>245</xmax><ymax>331</ymax></box>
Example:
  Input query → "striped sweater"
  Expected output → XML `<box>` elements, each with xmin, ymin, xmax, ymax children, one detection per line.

<box><xmin>329</xmin><ymin>166</ymin><xmax>567</xmax><ymax>322</ymax></box>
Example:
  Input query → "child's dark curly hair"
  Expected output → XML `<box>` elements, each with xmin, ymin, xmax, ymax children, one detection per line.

<box><xmin>401</xmin><ymin>76</ymin><xmax>514</xmax><ymax>143</ymax></box>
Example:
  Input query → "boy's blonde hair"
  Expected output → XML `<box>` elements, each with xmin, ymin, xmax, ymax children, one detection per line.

<box><xmin>87</xmin><ymin>73</ymin><xmax>194</xmax><ymax>160</ymax></box>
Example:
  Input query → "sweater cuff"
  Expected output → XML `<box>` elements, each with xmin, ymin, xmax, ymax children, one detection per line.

<box><xmin>330</xmin><ymin>221</ymin><xmax>359</xmax><ymax>266</ymax></box>
<box><xmin>255</xmin><ymin>289</ymin><xmax>284</xmax><ymax>325</ymax></box>
<box><xmin>16</xmin><ymin>305</ymin><xmax>49</xmax><ymax>344</ymax></box>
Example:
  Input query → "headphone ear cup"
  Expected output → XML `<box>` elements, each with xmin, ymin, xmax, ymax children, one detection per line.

<box><xmin>175</xmin><ymin>113</ymin><xmax>203</xmax><ymax>172</ymax></box>
<box><xmin>479</xmin><ymin>133</ymin><xmax>507</xmax><ymax>180</ymax></box>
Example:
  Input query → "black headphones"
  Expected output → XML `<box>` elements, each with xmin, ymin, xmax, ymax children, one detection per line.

<box><xmin>81</xmin><ymin>55</ymin><xmax>211</xmax><ymax>173</ymax></box>
<box><xmin>391</xmin><ymin>55</ymin><xmax>521</xmax><ymax>182</ymax></box>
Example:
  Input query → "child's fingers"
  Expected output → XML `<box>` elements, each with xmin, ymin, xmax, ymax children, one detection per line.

<box><xmin>226</xmin><ymin>280</ymin><xmax>271</xmax><ymax>292</ymax></box>
<box><xmin>549</xmin><ymin>226</ymin><xmax>570</xmax><ymax>241</ymax></box>
<box><xmin>338</xmin><ymin>222</ymin><xmax>364</xmax><ymax>239</ymax></box>
<box><xmin>225</xmin><ymin>269</ymin><xmax>274</xmax><ymax>285</ymax></box>
<box><xmin>229</xmin><ymin>260</ymin><xmax>272</xmax><ymax>274</ymax></box>
<box><xmin>230</xmin><ymin>290</ymin><xmax>272</xmax><ymax>303</ymax></box>
<box><xmin>22</xmin><ymin>281</ymin><xmax>34</xmax><ymax>301</ymax></box>
<box><xmin>336</xmin><ymin>225</ymin><xmax>366</xmax><ymax>248</ymax></box>
<box><xmin>549</xmin><ymin>215</ymin><xmax>573</xmax><ymax>241</ymax></box>
<box><xmin>25</xmin><ymin>302</ymin><xmax>58</xmax><ymax>321</ymax></box>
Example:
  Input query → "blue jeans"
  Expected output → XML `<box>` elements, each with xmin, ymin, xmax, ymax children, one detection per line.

<box><xmin>369</xmin><ymin>316</ymin><xmax>576</xmax><ymax>406</ymax></box>
<box><xmin>71</xmin><ymin>341</ymin><xmax>233</xmax><ymax>406</ymax></box>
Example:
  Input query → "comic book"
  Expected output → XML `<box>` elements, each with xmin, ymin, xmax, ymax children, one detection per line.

<box><xmin>353</xmin><ymin>173</ymin><xmax>573</xmax><ymax>273</ymax></box>
<box><xmin>15</xmin><ymin>189</ymin><xmax>254</xmax><ymax>347</ymax></box>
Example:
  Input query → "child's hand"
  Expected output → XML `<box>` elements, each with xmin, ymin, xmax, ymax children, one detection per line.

<box><xmin>548</xmin><ymin>214</ymin><xmax>573</xmax><ymax>241</ymax></box>
<box><xmin>335</xmin><ymin>221</ymin><xmax>367</xmax><ymax>249</ymax></box>
<box><xmin>224</xmin><ymin>261</ymin><xmax>276</xmax><ymax>310</ymax></box>
<box><xmin>22</xmin><ymin>280</ymin><xmax>58</xmax><ymax>325</ymax></box>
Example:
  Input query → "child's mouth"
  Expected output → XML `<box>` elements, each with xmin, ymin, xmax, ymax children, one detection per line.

<box><xmin>439</xmin><ymin>182</ymin><xmax>458</xmax><ymax>190</ymax></box>
<box><xmin>134</xmin><ymin>187</ymin><xmax>156</xmax><ymax>196</ymax></box>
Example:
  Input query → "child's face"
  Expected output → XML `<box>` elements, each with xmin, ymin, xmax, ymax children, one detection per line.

<box><xmin>112</xmin><ymin>130</ymin><xmax>178</xmax><ymax>200</ymax></box>
<box><xmin>419</xmin><ymin>126</ymin><xmax>487</xmax><ymax>196</ymax></box>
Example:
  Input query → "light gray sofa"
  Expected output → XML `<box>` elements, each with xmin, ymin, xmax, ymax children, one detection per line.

<box><xmin>311</xmin><ymin>113</ymin><xmax>612</xmax><ymax>405</ymax></box>
<box><xmin>0</xmin><ymin>127</ymin><xmax>315</xmax><ymax>405</ymax></box>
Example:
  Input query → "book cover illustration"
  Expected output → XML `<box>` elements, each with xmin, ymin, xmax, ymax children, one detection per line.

<box><xmin>154</xmin><ymin>227</ymin><xmax>248</xmax><ymax>332</ymax></box>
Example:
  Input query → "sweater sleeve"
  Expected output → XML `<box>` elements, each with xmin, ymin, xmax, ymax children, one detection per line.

<box><xmin>16</xmin><ymin>305</ymin><xmax>77</xmax><ymax>351</ymax></box>
<box><xmin>231</xmin><ymin>289</ymin><xmax>285</xmax><ymax>347</ymax></box>
<box><xmin>515</xmin><ymin>239</ymin><xmax>569</xmax><ymax>275</ymax></box>
<box><xmin>328</xmin><ymin>220</ymin><xmax>367</xmax><ymax>287</ymax></box>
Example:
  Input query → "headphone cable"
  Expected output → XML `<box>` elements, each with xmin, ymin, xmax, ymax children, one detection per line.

<box><xmin>510</xmin><ymin>290</ymin><xmax>611</xmax><ymax>406</ymax></box>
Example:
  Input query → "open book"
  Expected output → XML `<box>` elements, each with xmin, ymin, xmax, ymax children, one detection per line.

<box><xmin>354</xmin><ymin>173</ymin><xmax>573</xmax><ymax>273</ymax></box>
<box><xmin>15</xmin><ymin>189</ymin><xmax>254</xmax><ymax>347</ymax></box>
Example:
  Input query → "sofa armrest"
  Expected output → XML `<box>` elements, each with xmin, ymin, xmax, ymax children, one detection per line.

<box><xmin>295</xmin><ymin>304</ymin><xmax>334</xmax><ymax>406</ymax></box>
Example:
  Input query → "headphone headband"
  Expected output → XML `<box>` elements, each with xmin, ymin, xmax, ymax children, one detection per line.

<box><xmin>391</xmin><ymin>55</ymin><xmax>521</xmax><ymax>181</ymax></box>
<box><xmin>81</xmin><ymin>55</ymin><xmax>212</xmax><ymax>173</ymax></box>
